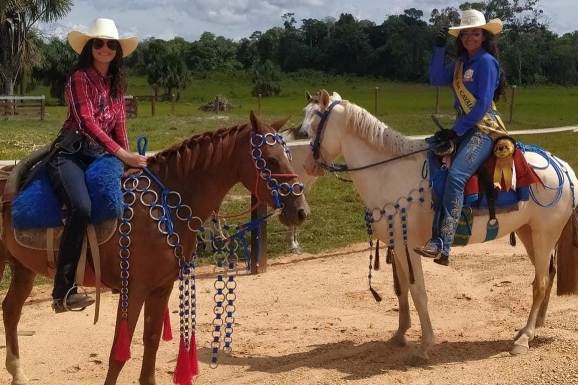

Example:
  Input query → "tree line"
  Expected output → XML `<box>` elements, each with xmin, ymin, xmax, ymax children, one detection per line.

<box><xmin>2</xmin><ymin>1</ymin><xmax>578</xmax><ymax>102</ymax></box>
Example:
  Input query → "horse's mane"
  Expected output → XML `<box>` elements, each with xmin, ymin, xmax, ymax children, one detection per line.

<box><xmin>147</xmin><ymin>123</ymin><xmax>249</xmax><ymax>177</ymax></box>
<box><xmin>343</xmin><ymin>101</ymin><xmax>426</xmax><ymax>154</ymax></box>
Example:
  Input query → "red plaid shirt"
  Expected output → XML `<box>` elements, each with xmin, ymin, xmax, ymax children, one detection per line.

<box><xmin>62</xmin><ymin>67</ymin><xmax>128</xmax><ymax>154</ymax></box>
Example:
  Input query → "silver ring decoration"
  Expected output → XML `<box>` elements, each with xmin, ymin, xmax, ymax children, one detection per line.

<box><xmin>251</xmin><ymin>132</ymin><xmax>304</xmax><ymax>209</ymax></box>
<box><xmin>116</xmin><ymin>130</ymin><xmax>301</xmax><ymax>370</ymax></box>
<box><xmin>363</xmin><ymin>183</ymin><xmax>430</xmax><ymax>289</ymax></box>
<box><xmin>206</xmin><ymin>217</ymin><xmax>243</xmax><ymax>367</ymax></box>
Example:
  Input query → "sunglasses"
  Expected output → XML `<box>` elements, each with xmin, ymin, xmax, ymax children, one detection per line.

<box><xmin>92</xmin><ymin>38</ymin><xmax>119</xmax><ymax>50</ymax></box>
<box><xmin>460</xmin><ymin>31</ymin><xmax>483</xmax><ymax>38</ymax></box>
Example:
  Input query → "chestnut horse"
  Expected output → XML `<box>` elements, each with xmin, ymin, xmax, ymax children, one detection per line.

<box><xmin>300</xmin><ymin>90</ymin><xmax>578</xmax><ymax>359</ymax></box>
<box><xmin>0</xmin><ymin>112</ymin><xmax>310</xmax><ymax>385</ymax></box>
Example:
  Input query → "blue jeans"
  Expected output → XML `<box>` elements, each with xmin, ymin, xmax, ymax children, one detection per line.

<box><xmin>47</xmin><ymin>139</ymin><xmax>99</xmax><ymax>300</ymax></box>
<box><xmin>429</xmin><ymin>128</ymin><xmax>493</xmax><ymax>255</ymax></box>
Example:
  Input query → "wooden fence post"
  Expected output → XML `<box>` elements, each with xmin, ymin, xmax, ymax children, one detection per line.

<box><xmin>250</xmin><ymin>194</ymin><xmax>268</xmax><ymax>274</ymax></box>
<box><xmin>0</xmin><ymin>95</ymin><xmax>45</xmax><ymax>120</ymax></box>
<box><xmin>40</xmin><ymin>96</ymin><xmax>45</xmax><ymax>121</ymax></box>
<box><xmin>508</xmin><ymin>85</ymin><xmax>517</xmax><ymax>124</ymax></box>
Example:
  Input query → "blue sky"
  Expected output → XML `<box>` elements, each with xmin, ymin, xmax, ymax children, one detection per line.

<box><xmin>40</xmin><ymin>0</ymin><xmax>577</xmax><ymax>41</ymax></box>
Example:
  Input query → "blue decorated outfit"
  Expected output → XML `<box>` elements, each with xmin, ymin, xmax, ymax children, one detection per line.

<box><xmin>419</xmin><ymin>45</ymin><xmax>504</xmax><ymax>264</ymax></box>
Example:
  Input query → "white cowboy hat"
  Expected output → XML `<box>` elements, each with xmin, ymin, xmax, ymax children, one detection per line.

<box><xmin>68</xmin><ymin>18</ymin><xmax>138</xmax><ymax>58</ymax></box>
<box><xmin>449</xmin><ymin>9</ymin><xmax>503</xmax><ymax>37</ymax></box>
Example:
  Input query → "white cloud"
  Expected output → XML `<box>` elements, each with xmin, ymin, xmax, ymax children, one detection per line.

<box><xmin>39</xmin><ymin>0</ymin><xmax>577</xmax><ymax>41</ymax></box>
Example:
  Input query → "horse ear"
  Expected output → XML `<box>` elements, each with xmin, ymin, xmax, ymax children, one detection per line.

<box><xmin>249</xmin><ymin>110</ymin><xmax>261</xmax><ymax>131</ymax></box>
<box><xmin>305</xmin><ymin>91</ymin><xmax>312</xmax><ymax>102</ymax></box>
<box><xmin>270</xmin><ymin>116</ymin><xmax>290</xmax><ymax>132</ymax></box>
<box><xmin>319</xmin><ymin>89</ymin><xmax>330</xmax><ymax>108</ymax></box>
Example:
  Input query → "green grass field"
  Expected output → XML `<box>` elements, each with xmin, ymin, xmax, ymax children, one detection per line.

<box><xmin>1</xmin><ymin>72</ymin><xmax>578</xmax><ymax>290</ymax></box>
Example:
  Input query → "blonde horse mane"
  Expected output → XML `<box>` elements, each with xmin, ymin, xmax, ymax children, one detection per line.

<box><xmin>342</xmin><ymin>101</ymin><xmax>426</xmax><ymax>154</ymax></box>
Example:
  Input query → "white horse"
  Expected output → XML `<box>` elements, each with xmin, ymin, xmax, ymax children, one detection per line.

<box><xmin>300</xmin><ymin>89</ymin><xmax>578</xmax><ymax>358</ymax></box>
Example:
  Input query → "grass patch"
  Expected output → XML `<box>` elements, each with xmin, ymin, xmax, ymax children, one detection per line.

<box><xmin>1</xmin><ymin>72</ymin><xmax>577</xmax><ymax>273</ymax></box>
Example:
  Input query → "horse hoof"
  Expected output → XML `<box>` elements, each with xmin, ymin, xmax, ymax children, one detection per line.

<box><xmin>12</xmin><ymin>378</ymin><xmax>29</xmax><ymax>385</ymax></box>
<box><xmin>409</xmin><ymin>351</ymin><xmax>430</xmax><ymax>366</ymax></box>
<box><xmin>510</xmin><ymin>343</ymin><xmax>529</xmax><ymax>356</ymax></box>
<box><xmin>389</xmin><ymin>333</ymin><xmax>408</xmax><ymax>347</ymax></box>
<box><xmin>289</xmin><ymin>246</ymin><xmax>302</xmax><ymax>255</ymax></box>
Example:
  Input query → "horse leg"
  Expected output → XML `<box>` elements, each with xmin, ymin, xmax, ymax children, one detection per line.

<box><xmin>103</xmin><ymin>286</ymin><xmax>147</xmax><ymax>385</ymax></box>
<box><xmin>515</xmin><ymin>225</ymin><xmax>554</xmax><ymax>328</ymax></box>
<box><xmin>536</xmin><ymin>255</ymin><xmax>556</xmax><ymax>327</ymax></box>
<box><xmin>511</xmin><ymin>232</ymin><xmax>552</xmax><ymax>355</ymax></box>
<box><xmin>139</xmin><ymin>284</ymin><xmax>173</xmax><ymax>385</ymax></box>
<box><xmin>0</xmin><ymin>243</ymin><xmax>6</xmax><ymax>282</ymax></box>
<box><xmin>389</xmin><ymin>259</ymin><xmax>411</xmax><ymax>347</ymax></box>
<box><xmin>287</xmin><ymin>225</ymin><xmax>301</xmax><ymax>254</ymax></box>
<box><xmin>2</xmin><ymin>259</ymin><xmax>36</xmax><ymax>385</ymax></box>
<box><xmin>399</xmin><ymin>252</ymin><xmax>434</xmax><ymax>359</ymax></box>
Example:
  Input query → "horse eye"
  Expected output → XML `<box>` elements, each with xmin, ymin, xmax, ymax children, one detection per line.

<box><xmin>267</xmin><ymin>157</ymin><xmax>280</xmax><ymax>169</ymax></box>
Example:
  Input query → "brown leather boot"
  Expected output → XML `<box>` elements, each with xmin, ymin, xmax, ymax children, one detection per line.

<box><xmin>433</xmin><ymin>253</ymin><xmax>450</xmax><ymax>266</ymax></box>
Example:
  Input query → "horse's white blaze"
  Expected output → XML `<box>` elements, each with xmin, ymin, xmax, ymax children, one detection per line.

<box><xmin>301</xmin><ymin>94</ymin><xmax>578</xmax><ymax>357</ymax></box>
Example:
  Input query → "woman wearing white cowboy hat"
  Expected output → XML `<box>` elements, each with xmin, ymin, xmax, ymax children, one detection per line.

<box><xmin>47</xmin><ymin>18</ymin><xmax>147</xmax><ymax>312</ymax></box>
<box><xmin>415</xmin><ymin>9</ymin><xmax>508</xmax><ymax>266</ymax></box>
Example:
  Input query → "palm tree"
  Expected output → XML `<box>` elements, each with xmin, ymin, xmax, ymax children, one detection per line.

<box><xmin>1</xmin><ymin>0</ymin><xmax>72</xmax><ymax>95</ymax></box>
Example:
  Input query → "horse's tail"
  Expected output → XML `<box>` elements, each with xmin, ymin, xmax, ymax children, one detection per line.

<box><xmin>556</xmin><ymin>208</ymin><xmax>578</xmax><ymax>295</ymax></box>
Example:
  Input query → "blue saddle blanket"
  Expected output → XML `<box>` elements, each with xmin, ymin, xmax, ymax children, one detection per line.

<box><xmin>12</xmin><ymin>155</ymin><xmax>124</xmax><ymax>229</ymax></box>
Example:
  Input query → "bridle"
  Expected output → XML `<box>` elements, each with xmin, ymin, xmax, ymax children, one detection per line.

<box><xmin>308</xmin><ymin>99</ymin><xmax>429</xmax><ymax>173</ymax></box>
<box><xmin>250</xmin><ymin>130</ymin><xmax>304</xmax><ymax>209</ymax></box>
<box><xmin>310</xmin><ymin>99</ymin><xmax>341</xmax><ymax>162</ymax></box>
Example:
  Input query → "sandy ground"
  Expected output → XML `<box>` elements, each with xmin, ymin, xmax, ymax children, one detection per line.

<box><xmin>2</xmin><ymin>237</ymin><xmax>578</xmax><ymax>385</ymax></box>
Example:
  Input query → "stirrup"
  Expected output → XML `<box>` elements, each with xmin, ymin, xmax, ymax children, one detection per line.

<box><xmin>52</xmin><ymin>286</ymin><xmax>95</xmax><ymax>313</ymax></box>
<box><xmin>413</xmin><ymin>239</ymin><xmax>443</xmax><ymax>259</ymax></box>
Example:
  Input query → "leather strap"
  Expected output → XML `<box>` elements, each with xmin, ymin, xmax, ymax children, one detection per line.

<box><xmin>87</xmin><ymin>225</ymin><xmax>101</xmax><ymax>324</ymax></box>
<box><xmin>46</xmin><ymin>228</ymin><xmax>56</xmax><ymax>273</ymax></box>
<box><xmin>75</xmin><ymin>234</ymin><xmax>88</xmax><ymax>286</ymax></box>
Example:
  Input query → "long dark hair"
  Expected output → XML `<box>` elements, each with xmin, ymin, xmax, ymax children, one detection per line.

<box><xmin>456</xmin><ymin>30</ymin><xmax>506</xmax><ymax>101</ymax></box>
<box><xmin>71</xmin><ymin>38</ymin><xmax>127</xmax><ymax>99</ymax></box>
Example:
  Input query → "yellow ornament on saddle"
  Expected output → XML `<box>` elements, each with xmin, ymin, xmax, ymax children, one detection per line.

<box><xmin>493</xmin><ymin>136</ymin><xmax>516</xmax><ymax>191</ymax></box>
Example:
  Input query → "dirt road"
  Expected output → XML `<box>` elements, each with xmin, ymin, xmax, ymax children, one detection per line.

<box><xmin>2</xmin><ymin>237</ymin><xmax>578</xmax><ymax>385</ymax></box>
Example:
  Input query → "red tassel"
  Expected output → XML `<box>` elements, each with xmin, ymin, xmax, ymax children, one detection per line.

<box><xmin>173</xmin><ymin>337</ymin><xmax>192</xmax><ymax>385</ymax></box>
<box><xmin>189</xmin><ymin>333</ymin><xmax>199</xmax><ymax>377</ymax></box>
<box><xmin>162</xmin><ymin>307</ymin><xmax>173</xmax><ymax>341</ymax></box>
<box><xmin>113</xmin><ymin>318</ymin><xmax>131</xmax><ymax>362</ymax></box>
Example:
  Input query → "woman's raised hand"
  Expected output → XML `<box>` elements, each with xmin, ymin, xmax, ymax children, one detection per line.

<box><xmin>434</xmin><ymin>24</ymin><xmax>449</xmax><ymax>47</ymax></box>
